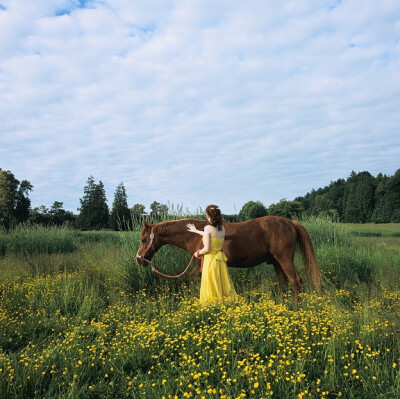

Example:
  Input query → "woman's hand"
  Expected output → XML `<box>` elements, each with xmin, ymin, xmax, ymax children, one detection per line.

<box><xmin>187</xmin><ymin>223</ymin><xmax>205</xmax><ymax>236</ymax></box>
<box><xmin>186</xmin><ymin>223</ymin><xmax>197</xmax><ymax>233</ymax></box>
<box><xmin>194</xmin><ymin>250</ymin><xmax>202</xmax><ymax>258</ymax></box>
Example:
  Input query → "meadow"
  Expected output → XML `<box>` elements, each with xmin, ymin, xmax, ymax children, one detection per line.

<box><xmin>0</xmin><ymin>220</ymin><xmax>400</xmax><ymax>398</ymax></box>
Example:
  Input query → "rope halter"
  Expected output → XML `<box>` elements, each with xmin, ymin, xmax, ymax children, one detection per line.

<box><xmin>136</xmin><ymin>227</ymin><xmax>155</xmax><ymax>265</ymax></box>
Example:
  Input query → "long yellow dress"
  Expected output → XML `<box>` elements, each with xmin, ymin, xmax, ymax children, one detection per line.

<box><xmin>199</xmin><ymin>236</ymin><xmax>237</xmax><ymax>304</ymax></box>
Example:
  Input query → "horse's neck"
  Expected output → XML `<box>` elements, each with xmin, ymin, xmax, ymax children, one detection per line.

<box><xmin>158</xmin><ymin>220</ymin><xmax>201</xmax><ymax>252</ymax></box>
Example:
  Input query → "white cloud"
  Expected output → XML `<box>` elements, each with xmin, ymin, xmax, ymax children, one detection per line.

<box><xmin>1</xmin><ymin>0</ymin><xmax>399</xmax><ymax>214</ymax></box>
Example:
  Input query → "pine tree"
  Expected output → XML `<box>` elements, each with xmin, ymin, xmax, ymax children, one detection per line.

<box><xmin>110</xmin><ymin>182</ymin><xmax>132</xmax><ymax>230</ymax></box>
<box><xmin>77</xmin><ymin>176</ymin><xmax>109</xmax><ymax>230</ymax></box>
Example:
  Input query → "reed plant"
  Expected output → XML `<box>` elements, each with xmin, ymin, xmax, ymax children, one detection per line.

<box><xmin>75</xmin><ymin>230</ymin><xmax>122</xmax><ymax>246</ymax></box>
<box><xmin>0</xmin><ymin>224</ymin><xmax>77</xmax><ymax>257</ymax></box>
<box><xmin>301</xmin><ymin>216</ymin><xmax>352</xmax><ymax>249</ymax></box>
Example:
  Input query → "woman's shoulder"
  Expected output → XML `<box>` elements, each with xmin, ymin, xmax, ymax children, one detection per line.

<box><xmin>204</xmin><ymin>225</ymin><xmax>214</xmax><ymax>233</ymax></box>
<box><xmin>205</xmin><ymin>224</ymin><xmax>225</xmax><ymax>238</ymax></box>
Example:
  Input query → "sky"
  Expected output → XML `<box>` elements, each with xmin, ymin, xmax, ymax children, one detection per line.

<box><xmin>1</xmin><ymin>0</ymin><xmax>399</xmax><ymax>215</ymax></box>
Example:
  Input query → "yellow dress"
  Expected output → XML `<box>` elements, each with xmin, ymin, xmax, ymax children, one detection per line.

<box><xmin>199</xmin><ymin>236</ymin><xmax>237</xmax><ymax>304</ymax></box>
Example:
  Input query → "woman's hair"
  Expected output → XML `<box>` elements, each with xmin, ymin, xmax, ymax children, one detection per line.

<box><xmin>205</xmin><ymin>205</ymin><xmax>223</xmax><ymax>230</ymax></box>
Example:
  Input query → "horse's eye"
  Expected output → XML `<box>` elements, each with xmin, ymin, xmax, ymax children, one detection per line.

<box><xmin>141</xmin><ymin>238</ymin><xmax>146</xmax><ymax>243</ymax></box>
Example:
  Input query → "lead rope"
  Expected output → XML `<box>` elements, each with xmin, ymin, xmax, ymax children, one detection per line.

<box><xmin>151</xmin><ymin>253</ymin><xmax>203</xmax><ymax>278</ymax></box>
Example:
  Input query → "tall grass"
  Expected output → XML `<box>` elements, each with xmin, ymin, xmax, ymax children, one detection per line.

<box><xmin>75</xmin><ymin>230</ymin><xmax>122</xmax><ymax>245</ymax></box>
<box><xmin>299</xmin><ymin>218</ymin><xmax>380</xmax><ymax>290</ymax></box>
<box><xmin>301</xmin><ymin>217</ymin><xmax>353</xmax><ymax>248</ymax></box>
<box><xmin>119</xmin><ymin>230</ymin><xmax>196</xmax><ymax>296</ymax></box>
<box><xmin>0</xmin><ymin>224</ymin><xmax>77</xmax><ymax>257</ymax></box>
<box><xmin>340</xmin><ymin>223</ymin><xmax>400</xmax><ymax>237</ymax></box>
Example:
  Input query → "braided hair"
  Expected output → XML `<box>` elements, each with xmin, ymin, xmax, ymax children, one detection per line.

<box><xmin>205</xmin><ymin>204</ymin><xmax>223</xmax><ymax>231</ymax></box>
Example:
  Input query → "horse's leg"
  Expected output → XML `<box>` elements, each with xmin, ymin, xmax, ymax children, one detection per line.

<box><xmin>274</xmin><ymin>256</ymin><xmax>302</xmax><ymax>301</ymax></box>
<box><xmin>273</xmin><ymin>261</ymin><xmax>289</xmax><ymax>294</ymax></box>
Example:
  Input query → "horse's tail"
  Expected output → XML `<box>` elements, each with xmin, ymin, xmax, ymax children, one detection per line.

<box><xmin>292</xmin><ymin>220</ymin><xmax>322</xmax><ymax>293</ymax></box>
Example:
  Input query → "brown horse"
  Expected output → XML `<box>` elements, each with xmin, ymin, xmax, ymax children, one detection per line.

<box><xmin>136</xmin><ymin>216</ymin><xmax>321</xmax><ymax>299</ymax></box>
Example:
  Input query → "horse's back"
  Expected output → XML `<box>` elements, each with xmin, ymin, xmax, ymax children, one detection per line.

<box><xmin>223</xmin><ymin>216</ymin><xmax>298</xmax><ymax>267</ymax></box>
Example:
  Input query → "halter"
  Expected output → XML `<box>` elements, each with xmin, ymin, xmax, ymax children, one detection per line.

<box><xmin>136</xmin><ymin>226</ymin><xmax>202</xmax><ymax>278</ymax></box>
<box><xmin>136</xmin><ymin>227</ymin><xmax>155</xmax><ymax>264</ymax></box>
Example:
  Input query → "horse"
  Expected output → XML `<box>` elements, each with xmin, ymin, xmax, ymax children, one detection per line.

<box><xmin>136</xmin><ymin>216</ymin><xmax>322</xmax><ymax>300</ymax></box>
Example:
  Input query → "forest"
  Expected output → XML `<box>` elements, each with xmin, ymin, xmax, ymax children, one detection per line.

<box><xmin>1</xmin><ymin>168</ymin><xmax>399</xmax><ymax>230</ymax></box>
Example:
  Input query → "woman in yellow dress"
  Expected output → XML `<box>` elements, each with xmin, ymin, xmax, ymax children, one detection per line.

<box><xmin>186</xmin><ymin>205</ymin><xmax>237</xmax><ymax>304</ymax></box>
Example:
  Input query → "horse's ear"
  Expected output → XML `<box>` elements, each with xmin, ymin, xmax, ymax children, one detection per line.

<box><xmin>143</xmin><ymin>220</ymin><xmax>150</xmax><ymax>228</ymax></box>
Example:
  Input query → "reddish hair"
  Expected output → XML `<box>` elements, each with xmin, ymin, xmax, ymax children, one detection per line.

<box><xmin>205</xmin><ymin>204</ymin><xmax>223</xmax><ymax>230</ymax></box>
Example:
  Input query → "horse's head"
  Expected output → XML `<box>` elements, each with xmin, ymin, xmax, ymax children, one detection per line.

<box><xmin>136</xmin><ymin>222</ymin><xmax>160</xmax><ymax>266</ymax></box>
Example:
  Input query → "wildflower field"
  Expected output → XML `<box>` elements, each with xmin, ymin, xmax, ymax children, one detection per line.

<box><xmin>1</xmin><ymin>220</ymin><xmax>400</xmax><ymax>398</ymax></box>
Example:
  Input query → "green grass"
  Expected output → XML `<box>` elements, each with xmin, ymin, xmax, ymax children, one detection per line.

<box><xmin>339</xmin><ymin>222</ymin><xmax>400</xmax><ymax>237</ymax></box>
<box><xmin>0</xmin><ymin>220</ymin><xmax>399</xmax><ymax>398</ymax></box>
<box><xmin>0</xmin><ymin>224</ymin><xmax>77</xmax><ymax>257</ymax></box>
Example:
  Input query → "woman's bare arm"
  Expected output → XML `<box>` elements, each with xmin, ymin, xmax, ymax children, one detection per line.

<box><xmin>186</xmin><ymin>223</ymin><xmax>205</xmax><ymax>236</ymax></box>
<box><xmin>197</xmin><ymin>225</ymin><xmax>212</xmax><ymax>255</ymax></box>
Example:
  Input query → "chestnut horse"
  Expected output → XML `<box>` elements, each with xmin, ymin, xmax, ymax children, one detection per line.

<box><xmin>136</xmin><ymin>216</ymin><xmax>321</xmax><ymax>299</ymax></box>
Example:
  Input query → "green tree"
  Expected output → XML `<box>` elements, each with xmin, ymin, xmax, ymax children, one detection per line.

<box><xmin>0</xmin><ymin>169</ymin><xmax>32</xmax><ymax>228</ymax></box>
<box><xmin>49</xmin><ymin>201</ymin><xmax>75</xmax><ymax>226</ymax></box>
<box><xmin>268</xmin><ymin>199</ymin><xmax>304</xmax><ymax>219</ymax></box>
<box><xmin>130</xmin><ymin>203</ymin><xmax>146</xmax><ymax>227</ymax></box>
<box><xmin>312</xmin><ymin>194</ymin><xmax>332</xmax><ymax>216</ymax></box>
<box><xmin>49</xmin><ymin>201</ymin><xmax>66</xmax><ymax>225</ymax></box>
<box><xmin>0</xmin><ymin>169</ymin><xmax>19</xmax><ymax>228</ymax></box>
<box><xmin>387</xmin><ymin>169</ymin><xmax>400</xmax><ymax>222</ymax></box>
<box><xmin>77</xmin><ymin>176</ymin><xmax>109</xmax><ymax>230</ymax></box>
<box><xmin>110</xmin><ymin>182</ymin><xmax>132</xmax><ymax>230</ymax></box>
<box><xmin>29</xmin><ymin>205</ymin><xmax>50</xmax><ymax>225</ymax></box>
<box><xmin>326</xmin><ymin>178</ymin><xmax>346</xmax><ymax>218</ymax></box>
<box><xmin>238</xmin><ymin>201</ymin><xmax>268</xmax><ymax>221</ymax></box>
<box><xmin>295</xmin><ymin>178</ymin><xmax>346</xmax><ymax>219</ymax></box>
<box><xmin>150</xmin><ymin>201</ymin><xmax>168</xmax><ymax>221</ymax></box>
<box><xmin>342</xmin><ymin>171</ymin><xmax>376</xmax><ymax>223</ymax></box>
<box><xmin>372</xmin><ymin>174</ymin><xmax>391</xmax><ymax>223</ymax></box>
<box><xmin>14</xmin><ymin>180</ymin><xmax>33</xmax><ymax>223</ymax></box>
<box><xmin>29</xmin><ymin>202</ymin><xmax>75</xmax><ymax>226</ymax></box>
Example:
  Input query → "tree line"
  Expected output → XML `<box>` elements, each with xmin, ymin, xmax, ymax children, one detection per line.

<box><xmin>238</xmin><ymin>169</ymin><xmax>400</xmax><ymax>223</ymax></box>
<box><xmin>1</xmin><ymin>168</ymin><xmax>399</xmax><ymax>230</ymax></box>
<box><xmin>0</xmin><ymin>171</ymin><xmax>170</xmax><ymax>231</ymax></box>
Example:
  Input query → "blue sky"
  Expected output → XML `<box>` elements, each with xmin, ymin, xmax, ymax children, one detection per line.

<box><xmin>1</xmin><ymin>0</ymin><xmax>399</xmax><ymax>215</ymax></box>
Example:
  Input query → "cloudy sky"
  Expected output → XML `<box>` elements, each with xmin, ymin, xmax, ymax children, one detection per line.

<box><xmin>1</xmin><ymin>0</ymin><xmax>399</xmax><ymax>215</ymax></box>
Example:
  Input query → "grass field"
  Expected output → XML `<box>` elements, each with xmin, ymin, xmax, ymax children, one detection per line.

<box><xmin>1</xmin><ymin>220</ymin><xmax>400</xmax><ymax>398</ymax></box>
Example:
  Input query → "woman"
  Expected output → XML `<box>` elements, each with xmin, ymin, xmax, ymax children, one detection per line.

<box><xmin>186</xmin><ymin>205</ymin><xmax>237</xmax><ymax>304</ymax></box>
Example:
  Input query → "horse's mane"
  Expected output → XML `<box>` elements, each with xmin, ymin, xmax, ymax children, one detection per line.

<box><xmin>151</xmin><ymin>218</ymin><xmax>205</xmax><ymax>233</ymax></box>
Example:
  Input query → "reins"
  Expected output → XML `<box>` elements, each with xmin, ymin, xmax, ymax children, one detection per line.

<box><xmin>151</xmin><ymin>253</ymin><xmax>203</xmax><ymax>278</ymax></box>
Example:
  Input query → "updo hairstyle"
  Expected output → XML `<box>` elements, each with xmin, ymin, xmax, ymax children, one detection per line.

<box><xmin>205</xmin><ymin>204</ymin><xmax>223</xmax><ymax>230</ymax></box>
